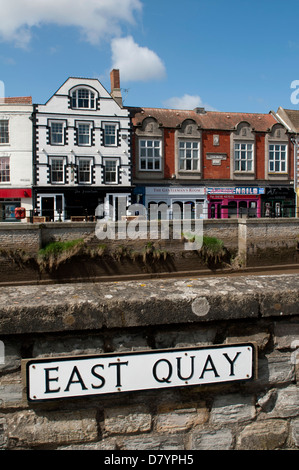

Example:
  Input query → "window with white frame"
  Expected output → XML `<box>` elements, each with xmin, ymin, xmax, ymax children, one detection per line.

<box><xmin>71</xmin><ymin>88</ymin><xmax>96</xmax><ymax>109</ymax></box>
<box><xmin>139</xmin><ymin>140</ymin><xmax>162</xmax><ymax>171</ymax></box>
<box><xmin>234</xmin><ymin>142</ymin><xmax>253</xmax><ymax>172</ymax></box>
<box><xmin>78</xmin><ymin>159</ymin><xmax>91</xmax><ymax>183</ymax></box>
<box><xmin>104</xmin><ymin>124</ymin><xmax>117</xmax><ymax>146</ymax></box>
<box><xmin>0</xmin><ymin>120</ymin><xmax>9</xmax><ymax>144</ymax></box>
<box><xmin>0</xmin><ymin>157</ymin><xmax>10</xmax><ymax>182</ymax></box>
<box><xmin>104</xmin><ymin>159</ymin><xmax>118</xmax><ymax>183</ymax></box>
<box><xmin>50</xmin><ymin>121</ymin><xmax>64</xmax><ymax>145</ymax></box>
<box><xmin>179</xmin><ymin>141</ymin><xmax>199</xmax><ymax>171</ymax></box>
<box><xmin>50</xmin><ymin>158</ymin><xmax>64</xmax><ymax>183</ymax></box>
<box><xmin>269</xmin><ymin>144</ymin><xmax>287</xmax><ymax>173</ymax></box>
<box><xmin>77</xmin><ymin>123</ymin><xmax>91</xmax><ymax>146</ymax></box>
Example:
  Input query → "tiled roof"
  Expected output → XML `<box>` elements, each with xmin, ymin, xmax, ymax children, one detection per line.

<box><xmin>277</xmin><ymin>108</ymin><xmax>299</xmax><ymax>132</ymax></box>
<box><xmin>128</xmin><ymin>106</ymin><xmax>278</xmax><ymax>132</ymax></box>
<box><xmin>0</xmin><ymin>97</ymin><xmax>32</xmax><ymax>104</ymax></box>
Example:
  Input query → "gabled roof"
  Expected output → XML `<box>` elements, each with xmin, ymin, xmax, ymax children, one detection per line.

<box><xmin>128</xmin><ymin>106</ymin><xmax>278</xmax><ymax>132</ymax></box>
<box><xmin>275</xmin><ymin>107</ymin><xmax>299</xmax><ymax>133</ymax></box>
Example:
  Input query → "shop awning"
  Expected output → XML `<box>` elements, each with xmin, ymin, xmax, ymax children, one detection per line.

<box><xmin>0</xmin><ymin>188</ymin><xmax>32</xmax><ymax>198</ymax></box>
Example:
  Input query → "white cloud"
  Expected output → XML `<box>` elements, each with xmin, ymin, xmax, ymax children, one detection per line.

<box><xmin>111</xmin><ymin>36</ymin><xmax>166</xmax><ymax>82</ymax></box>
<box><xmin>163</xmin><ymin>94</ymin><xmax>216</xmax><ymax>111</ymax></box>
<box><xmin>0</xmin><ymin>0</ymin><xmax>142</xmax><ymax>47</ymax></box>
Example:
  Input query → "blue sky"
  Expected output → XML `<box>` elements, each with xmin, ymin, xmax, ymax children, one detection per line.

<box><xmin>1</xmin><ymin>0</ymin><xmax>299</xmax><ymax>113</ymax></box>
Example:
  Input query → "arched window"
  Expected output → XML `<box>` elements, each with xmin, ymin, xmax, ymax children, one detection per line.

<box><xmin>71</xmin><ymin>88</ymin><xmax>96</xmax><ymax>109</ymax></box>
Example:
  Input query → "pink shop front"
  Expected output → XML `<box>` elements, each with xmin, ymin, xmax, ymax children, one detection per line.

<box><xmin>207</xmin><ymin>187</ymin><xmax>264</xmax><ymax>219</ymax></box>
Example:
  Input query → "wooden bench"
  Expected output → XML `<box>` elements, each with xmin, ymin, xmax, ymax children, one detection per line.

<box><xmin>71</xmin><ymin>216</ymin><xmax>86</xmax><ymax>222</ymax></box>
<box><xmin>26</xmin><ymin>216</ymin><xmax>46</xmax><ymax>223</ymax></box>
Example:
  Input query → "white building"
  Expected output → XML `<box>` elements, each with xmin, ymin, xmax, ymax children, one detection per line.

<box><xmin>33</xmin><ymin>70</ymin><xmax>132</xmax><ymax>221</ymax></box>
<box><xmin>0</xmin><ymin>97</ymin><xmax>33</xmax><ymax>222</ymax></box>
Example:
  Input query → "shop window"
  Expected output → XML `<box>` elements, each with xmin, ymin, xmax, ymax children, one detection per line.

<box><xmin>239</xmin><ymin>200</ymin><xmax>247</xmax><ymax>218</ymax></box>
<box><xmin>228</xmin><ymin>201</ymin><xmax>238</xmax><ymax>218</ymax></box>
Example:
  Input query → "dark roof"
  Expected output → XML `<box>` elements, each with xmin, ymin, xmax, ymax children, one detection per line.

<box><xmin>127</xmin><ymin>106</ymin><xmax>278</xmax><ymax>132</ymax></box>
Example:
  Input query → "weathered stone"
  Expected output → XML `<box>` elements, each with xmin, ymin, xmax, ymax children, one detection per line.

<box><xmin>5</xmin><ymin>409</ymin><xmax>98</xmax><ymax>448</ymax></box>
<box><xmin>0</xmin><ymin>341</ymin><xmax>21</xmax><ymax>372</ymax></box>
<box><xmin>155</xmin><ymin>402</ymin><xmax>208</xmax><ymax>433</ymax></box>
<box><xmin>274</xmin><ymin>322</ymin><xmax>299</xmax><ymax>350</ymax></box>
<box><xmin>33</xmin><ymin>335</ymin><xmax>104</xmax><ymax>358</ymax></box>
<box><xmin>268</xmin><ymin>351</ymin><xmax>295</xmax><ymax>384</ymax></box>
<box><xmin>236</xmin><ymin>420</ymin><xmax>288</xmax><ymax>450</ymax></box>
<box><xmin>290</xmin><ymin>417</ymin><xmax>299</xmax><ymax>447</ymax></box>
<box><xmin>104</xmin><ymin>405</ymin><xmax>151</xmax><ymax>435</ymax></box>
<box><xmin>190</xmin><ymin>428</ymin><xmax>233</xmax><ymax>450</ymax></box>
<box><xmin>265</xmin><ymin>386</ymin><xmax>299</xmax><ymax>418</ymax></box>
<box><xmin>154</xmin><ymin>326</ymin><xmax>217</xmax><ymax>349</ymax></box>
<box><xmin>1</xmin><ymin>274</ymin><xmax>298</xmax><ymax>335</ymax></box>
<box><xmin>225</xmin><ymin>325</ymin><xmax>271</xmax><ymax>350</ymax></box>
<box><xmin>211</xmin><ymin>394</ymin><xmax>256</xmax><ymax>424</ymax></box>
<box><xmin>0</xmin><ymin>417</ymin><xmax>7</xmax><ymax>448</ymax></box>
<box><xmin>58</xmin><ymin>438</ymin><xmax>117</xmax><ymax>450</ymax></box>
<box><xmin>118</xmin><ymin>434</ymin><xmax>185</xmax><ymax>450</ymax></box>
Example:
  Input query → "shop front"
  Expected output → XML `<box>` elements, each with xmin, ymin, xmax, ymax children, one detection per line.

<box><xmin>145</xmin><ymin>186</ymin><xmax>207</xmax><ymax>219</ymax></box>
<box><xmin>261</xmin><ymin>187</ymin><xmax>296</xmax><ymax>218</ymax></box>
<box><xmin>0</xmin><ymin>188</ymin><xmax>32</xmax><ymax>222</ymax></box>
<box><xmin>207</xmin><ymin>187</ymin><xmax>264</xmax><ymax>219</ymax></box>
<box><xmin>36</xmin><ymin>188</ymin><xmax>132</xmax><ymax>222</ymax></box>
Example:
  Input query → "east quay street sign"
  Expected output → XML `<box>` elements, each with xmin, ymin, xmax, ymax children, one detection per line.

<box><xmin>23</xmin><ymin>343</ymin><xmax>257</xmax><ymax>402</ymax></box>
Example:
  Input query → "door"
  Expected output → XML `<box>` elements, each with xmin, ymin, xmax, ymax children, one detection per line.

<box><xmin>41</xmin><ymin>197</ymin><xmax>54</xmax><ymax>221</ymax></box>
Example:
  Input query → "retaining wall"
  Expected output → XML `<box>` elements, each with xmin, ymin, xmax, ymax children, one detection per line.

<box><xmin>0</xmin><ymin>218</ymin><xmax>298</xmax><ymax>263</ymax></box>
<box><xmin>0</xmin><ymin>274</ymin><xmax>298</xmax><ymax>450</ymax></box>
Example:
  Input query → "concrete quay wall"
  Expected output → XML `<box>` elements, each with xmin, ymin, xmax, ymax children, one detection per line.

<box><xmin>0</xmin><ymin>274</ymin><xmax>298</xmax><ymax>450</ymax></box>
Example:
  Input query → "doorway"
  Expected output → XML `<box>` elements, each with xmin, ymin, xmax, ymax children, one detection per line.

<box><xmin>41</xmin><ymin>197</ymin><xmax>54</xmax><ymax>220</ymax></box>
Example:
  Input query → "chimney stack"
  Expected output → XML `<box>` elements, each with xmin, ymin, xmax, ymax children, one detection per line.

<box><xmin>110</xmin><ymin>69</ymin><xmax>123</xmax><ymax>108</ymax></box>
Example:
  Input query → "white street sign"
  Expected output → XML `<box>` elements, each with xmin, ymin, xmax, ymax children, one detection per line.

<box><xmin>24</xmin><ymin>343</ymin><xmax>256</xmax><ymax>402</ymax></box>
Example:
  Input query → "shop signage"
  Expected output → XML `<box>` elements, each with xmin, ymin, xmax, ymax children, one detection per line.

<box><xmin>23</xmin><ymin>343</ymin><xmax>256</xmax><ymax>402</ymax></box>
<box><xmin>207</xmin><ymin>187</ymin><xmax>265</xmax><ymax>195</ymax></box>
<box><xmin>146</xmin><ymin>186</ymin><xmax>206</xmax><ymax>196</ymax></box>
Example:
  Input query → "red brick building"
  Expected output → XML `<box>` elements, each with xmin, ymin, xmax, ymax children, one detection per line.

<box><xmin>128</xmin><ymin>106</ymin><xmax>295</xmax><ymax>218</ymax></box>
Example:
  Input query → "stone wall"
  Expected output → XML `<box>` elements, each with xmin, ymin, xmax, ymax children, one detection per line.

<box><xmin>0</xmin><ymin>274</ymin><xmax>298</xmax><ymax>450</ymax></box>
<box><xmin>0</xmin><ymin>217</ymin><xmax>298</xmax><ymax>262</ymax></box>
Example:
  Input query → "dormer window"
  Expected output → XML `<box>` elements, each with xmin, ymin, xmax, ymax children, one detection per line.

<box><xmin>71</xmin><ymin>88</ymin><xmax>96</xmax><ymax>109</ymax></box>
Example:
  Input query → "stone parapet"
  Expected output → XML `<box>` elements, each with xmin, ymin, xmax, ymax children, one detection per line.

<box><xmin>0</xmin><ymin>274</ymin><xmax>298</xmax><ymax>450</ymax></box>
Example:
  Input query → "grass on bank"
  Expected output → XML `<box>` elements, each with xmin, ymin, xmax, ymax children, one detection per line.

<box><xmin>37</xmin><ymin>238</ymin><xmax>85</xmax><ymax>271</ymax></box>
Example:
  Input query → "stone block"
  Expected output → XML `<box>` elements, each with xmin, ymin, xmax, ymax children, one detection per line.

<box><xmin>190</xmin><ymin>428</ymin><xmax>233</xmax><ymax>450</ymax></box>
<box><xmin>236</xmin><ymin>419</ymin><xmax>288</xmax><ymax>450</ymax></box>
<box><xmin>155</xmin><ymin>402</ymin><xmax>208</xmax><ymax>433</ymax></box>
<box><xmin>104</xmin><ymin>405</ymin><xmax>151</xmax><ymax>435</ymax></box>
<box><xmin>211</xmin><ymin>394</ymin><xmax>256</xmax><ymax>424</ymax></box>
<box><xmin>5</xmin><ymin>409</ymin><xmax>98</xmax><ymax>448</ymax></box>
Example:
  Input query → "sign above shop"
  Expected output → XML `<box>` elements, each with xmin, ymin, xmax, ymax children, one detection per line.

<box><xmin>207</xmin><ymin>187</ymin><xmax>265</xmax><ymax>195</ymax></box>
<box><xmin>146</xmin><ymin>186</ymin><xmax>206</xmax><ymax>196</ymax></box>
<box><xmin>23</xmin><ymin>343</ymin><xmax>256</xmax><ymax>402</ymax></box>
